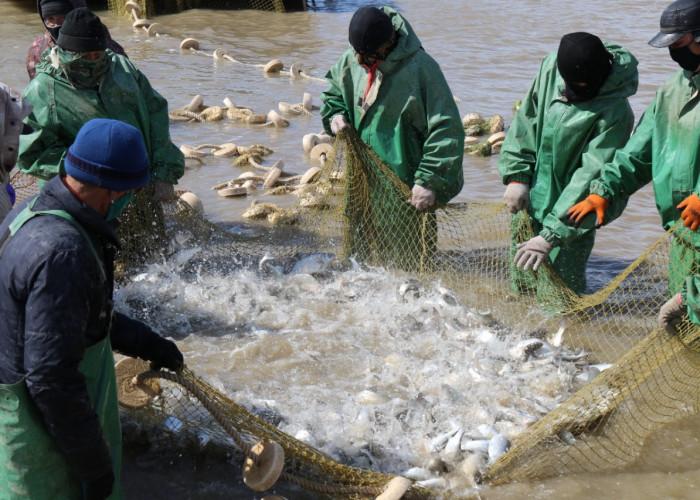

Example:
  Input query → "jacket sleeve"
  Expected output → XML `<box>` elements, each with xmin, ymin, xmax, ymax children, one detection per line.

<box><xmin>136</xmin><ymin>69</ymin><xmax>184</xmax><ymax>185</ymax></box>
<box><xmin>111</xmin><ymin>312</ymin><xmax>162</xmax><ymax>359</ymax></box>
<box><xmin>413</xmin><ymin>59</ymin><xmax>465</xmax><ymax>204</ymax></box>
<box><xmin>498</xmin><ymin>65</ymin><xmax>541</xmax><ymax>185</ymax></box>
<box><xmin>540</xmin><ymin>104</ymin><xmax>634</xmax><ymax>244</ymax></box>
<box><xmin>17</xmin><ymin>78</ymin><xmax>68</xmax><ymax>180</ymax></box>
<box><xmin>320</xmin><ymin>54</ymin><xmax>353</xmax><ymax>135</ymax></box>
<box><xmin>23</xmin><ymin>249</ymin><xmax>113</xmax><ymax>482</ymax></box>
<box><xmin>589</xmin><ymin>98</ymin><xmax>655</xmax><ymax>216</ymax></box>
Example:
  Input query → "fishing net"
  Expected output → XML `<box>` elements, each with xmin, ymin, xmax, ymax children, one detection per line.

<box><xmin>318</xmin><ymin>128</ymin><xmax>700</xmax><ymax>486</ymax></box>
<box><xmin>107</xmin><ymin>0</ymin><xmax>293</xmax><ymax>16</ymax></box>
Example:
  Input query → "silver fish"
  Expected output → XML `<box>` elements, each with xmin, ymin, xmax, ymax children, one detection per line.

<box><xmin>290</xmin><ymin>253</ymin><xmax>336</xmax><ymax>274</ymax></box>
<box><xmin>487</xmin><ymin>434</ymin><xmax>510</xmax><ymax>464</ymax></box>
<box><xmin>442</xmin><ymin>428</ymin><xmax>465</xmax><ymax>461</ymax></box>
<box><xmin>509</xmin><ymin>338</ymin><xmax>543</xmax><ymax>361</ymax></box>
<box><xmin>402</xmin><ymin>467</ymin><xmax>432</xmax><ymax>481</ymax></box>
<box><xmin>416</xmin><ymin>477</ymin><xmax>448</xmax><ymax>489</ymax></box>
<box><xmin>460</xmin><ymin>439</ymin><xmax>490</xmax><ymax>453</ymax></box>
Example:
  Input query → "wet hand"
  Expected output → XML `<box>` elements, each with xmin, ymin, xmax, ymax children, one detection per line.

<box><xmin>330</xmin><ymin>114</ymin><xmax>349</xmax><ymax>135</ymax></box>
<box><xmin>503</xmin><ymin>182</ymin><xmax>529</xmax><ymax>214</ymax></box>
<box><xmin>409</xmin><ymin>184</ymin><xmax>436</xmax><ymax>211</ymax></box>
<box><xmin>513</xmin><ymin>235</ymin><xmax>553</xmax><ymax>272</ymax></box>
<box><xmin>567</xmin><ymin>194</ymin><xmax>608</xmax><ymax>227</ymax></box>
<box><xmin>677</xmin><ymin>193</ymin><xmax>700</xmax><ymax>231</ymax></box>
<box><xmin>658</xmin><ymin>293</ymin><xmax>684</xmax><ymax>335</ymax></box>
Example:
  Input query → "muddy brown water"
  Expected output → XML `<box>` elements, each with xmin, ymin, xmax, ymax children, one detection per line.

<box><xmin>2</xmin><ymin>1</ymin><xmax>700</xmax><ymax>499</ymax></box>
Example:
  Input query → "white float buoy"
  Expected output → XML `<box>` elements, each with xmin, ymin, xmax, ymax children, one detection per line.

<box><xmin>264</xmin><ymin>59</ymin><xmax>284</xmax><ymax>74</ymax></box>
<box><xmin>179</xmin><ymin>191</ymin><xmax>203</xmax><ymax>214</ymax></box>
<box><xmin>180</xmin><ymin>38</ymin><xmax>200</xmax><ymax>50</ymax></box>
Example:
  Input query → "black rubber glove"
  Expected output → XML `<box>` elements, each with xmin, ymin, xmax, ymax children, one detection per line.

<box><xmin>82</xmin><ymin>470</ymin><xmax>114</xmax><ymax>500</ymax></box>
<box><xmin>147</xmin><ymin>336</ymin><xmax>184</xmax><ymax>372</ymax></box>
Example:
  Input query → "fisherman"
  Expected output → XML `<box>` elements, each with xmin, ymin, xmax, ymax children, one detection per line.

<box><xmin>499</xmin><ymin>32</ymin><xmax>638</xmax><ymax>296</ymax></box>
<box><xmin>0</xmin><ymin>83</ymin><xmax>32</xmax><ymax>221</ymax></box>
<box><xmin>320</xmin><ymin>5</ymin><xmax>463</xmax><ymax>268</ymax></box>
<box><xmin>321</xmin><ymin>5</ymin><xmax>463</xmax><ymax>209</ymax></box>
<box><xmin>567</xmin><ymin>0</ymin><xmax>700</xmax><ymax>331</ymax></box>
<box><xmin>27</xmin><ymin>0</ymin><xmax>126</xmax><ymax>80</ymax></box>
<box><xmin>0</xmin><ymin>118</ymin><xmax>184</xmax><ymax>500</ymax></box>
<box><xmin>19</xmin><ymin>7</ymin><xmax>183</xmax><ymax>202</ymax></box>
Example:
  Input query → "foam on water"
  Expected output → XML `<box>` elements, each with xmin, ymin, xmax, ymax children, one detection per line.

<box><xmin>115</xmin><ymin>243</ymin><xmax>583</xmax><ymax>491</ymax></box>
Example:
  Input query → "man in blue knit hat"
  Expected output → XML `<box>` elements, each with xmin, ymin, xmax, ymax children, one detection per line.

<box><xmin>0</xmin><ymin>118</ymin><xmax>184</xmax><ymax>499</ymax></box>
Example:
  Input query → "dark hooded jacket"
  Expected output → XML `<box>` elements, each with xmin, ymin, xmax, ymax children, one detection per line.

<box><xmin>0</xmin><ymin>176</ymin><xmax>166</xmax><ymax>481</ymax></box>
<box><xmin>26</xmin><ymin>0</ymin><xmax>126</xmax><ymax>80</ymax></box>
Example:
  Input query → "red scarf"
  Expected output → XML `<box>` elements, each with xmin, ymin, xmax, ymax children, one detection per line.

<box><xmin>362</xmin><ymin>61</ymin><xmax>381</xmax><ymax>102</ymax></box>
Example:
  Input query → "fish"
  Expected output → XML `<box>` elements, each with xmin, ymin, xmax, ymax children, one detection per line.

<box><xmin>429</xmin><ymin>429</ymin><xmax>459</xmax><ymax>453</ymax></box>
<box><xmin>460</xmin><ymin>439</ymin><xmax>490</xmax><ymax>453</ymax></box>
<box><xmin>549</xmin><ymin>323</ymin><xmax>566</xmax><ymax>347</ymax></box>
<box><xmin>289</xmin><ymin>252</ymin><xmax>336</xmax><ymax>275</ymax></box>
<box><xmin>402</xmin><ymin>467</ymin><xmax>432</xmax><ymax>481</ymax></box>
<box><xmin>442</xmin><ymin>428</ymin><xmax>465</xmax><ymax>461</ymax></box>
<box><xmin>416</xmin><ymin>477</ymin><xmax>449</xmax><ymax>489</ymax></box>
<box><xmin>509</xmin><ymin>338</ymin><xmax>544</xmax><ymax>361</ymax></box>
<box><xmin>487</xmin><ymin>434</ymin><xmax>510</xmax><ymax>464</ymax></box>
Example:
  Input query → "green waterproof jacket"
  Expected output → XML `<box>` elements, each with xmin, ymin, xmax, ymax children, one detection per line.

<box><xmin>320</xmin><ymin>7</ymin><xmax>464</xmax><ymax>204</ymax></box>
<box><xmin>499</xmin><ymin>44</ymin><xmax>638</xmax><ymax>245</ymax></box>
<box><xmin>590</xmin><ymin>69</ymin><xmax>700</xmax><ymax>322</ymax></box>
<box><xmin>18</xmin><ymin>50</ymin><xmax>184</xmax><ymax>184</ymax></box>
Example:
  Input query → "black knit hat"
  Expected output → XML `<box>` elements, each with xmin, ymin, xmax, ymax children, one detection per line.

<box><xmin>40</xmin><ymin>0</ymin><xmax>73</xmax><ymax>17</ymax></box>
<box><xmin>557</xmin><ymin>32</ymin><xmax>612</xmax><ymax>85</ymax></box>
<box><xmin>348</xmin><ymin>6</ymin><xmax>394</xmax><ymax>54</ymax></box>
<box><xmin>57</xmin><ymin>7</ymin><xmax>107</xmax><ymax>52</ymax></box>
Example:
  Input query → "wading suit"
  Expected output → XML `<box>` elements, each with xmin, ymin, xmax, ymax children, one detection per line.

<box><xmin>589</xmin><ymin>69</ymin><xmax>700</xmax><ymax>322</ymax></box>
<box><xmin>0</xmin><ymin>177</ymin><xmax>172</xmax><ymax>499</ymax></box>
<box><xmin>320</xmin><ymin>6</ymin><xmax>464</xmax><ymax>270</ymax></box>
<box><xmin>499</xmin><ymin>44</ymin><xmax>638</xmax><ymax>294</ymax></box>
<box><xmin>18</xmin><ymin>51</ymin><xmax>183</xmax><ymax>185</ymax></box>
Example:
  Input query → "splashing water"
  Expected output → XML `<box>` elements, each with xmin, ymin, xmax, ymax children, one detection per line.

<box><xmin>115</xmin><ymin>242</ymin><xmax>588</xmax><ymax>493</ymax></box>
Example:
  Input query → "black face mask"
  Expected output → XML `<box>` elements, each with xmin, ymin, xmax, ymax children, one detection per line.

<box><xmin>563</xmin><ymin>80</ymin><xmax>602</xmax><ymax>102</ymax></box>
<box><xmin>669</xmin><ymin>45</ymin><xmax>700</xmax><ymax>72</ymax></box>
<box><xmin>47</xmin><ymin>25</ymin><xmax>61</xmax><ymax>41</ymax></box>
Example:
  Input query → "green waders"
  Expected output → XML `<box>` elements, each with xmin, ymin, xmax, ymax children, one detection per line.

<box><xmin>0</xmin><ymin>199</ymin><xmax>122</xmax><ymax>500</ymax></box>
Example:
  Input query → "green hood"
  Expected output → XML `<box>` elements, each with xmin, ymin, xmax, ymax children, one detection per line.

<box><xmin>594</xmin><ymin>43</ymin><xmax>639</xmax><ymax>100</ymax></box>
<box><xmin>552</xmin><ymin>43</ymin><xmax>638</xmax><ymax>101</ymax></box>
<box><xmin>378</xmin><ymin>6</ymin><xmax>422</xmax><ymax>75</ymax></box>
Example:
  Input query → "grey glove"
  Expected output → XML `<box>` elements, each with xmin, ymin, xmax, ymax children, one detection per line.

<box><xmin>514</xmin><ymin>235</ymin><xmax>553</xmax><ymax>271</ymax></box>
<box><xmin>152</xmin><ymin>181</ymin><xmax>177</xmax><ymax>202</ymax></box>
<box><xmin>503</xmin><ymin>182</ymin><xmax>529</xmax><ymax>214</ymax></box>
<box><xmin>658</xmin><ymin>293</ymin><xmax>685</xmax><ymax>335</ymax></box>
<box><xmin>330</xmin><ymin>114</ymin><xmax>349</xmax><ymax>135</ymax></box>
<box><xmin>410</xmin><ymin>184</ymin><xmax>436</xmax><ymax>211</ymax></box>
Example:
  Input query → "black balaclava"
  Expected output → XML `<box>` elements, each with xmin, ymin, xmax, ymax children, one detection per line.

<box><xmin>348</xmin><ymin>6</ymin><xmax>394</xmax><ymax>55</ymax></box>
<box><xmin>39</xmin><ymin>0</ymin><xmax>73</xmax><ymax>40</ymax></box>
<box><xmin>557</xmin><ymin>32</ymin><xmax>613</xmax><ymax>102</ymax></box>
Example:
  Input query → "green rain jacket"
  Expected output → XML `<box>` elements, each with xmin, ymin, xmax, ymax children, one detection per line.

<box><xmin>320</xmin><ymin>7</ymin><xmax>464</xmax><ymax>204</ymax></box>
<box><xmin>499</xmin><ymin>43</ymin><xmax>638</xmax><ymax>246</ymax></box>
<box><xmin>18</xmin><ymin>50</ymin><xmax>184</xmax><ymax>184</ymax></box>
<box><xmin>590</xmin><ymin>70</ymin><xmax>700</xmax><ymax>323</ymax></box>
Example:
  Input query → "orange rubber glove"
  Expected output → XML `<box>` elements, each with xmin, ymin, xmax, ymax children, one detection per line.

<box><xmin>567</xmin><ymin>194</ymin><xmax>609</xmax><ymax>227</ymax></box>
<box><xmin>677</xmin><ymin>193</ymin><xmax>700</xmax><ymax>231</ymax></box>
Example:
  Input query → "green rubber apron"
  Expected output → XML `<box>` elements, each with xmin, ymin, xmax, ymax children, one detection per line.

<box><xmin>0</xmin><ymin>198</ymin><xmax>122</xmax><ymax>499</ymax></box>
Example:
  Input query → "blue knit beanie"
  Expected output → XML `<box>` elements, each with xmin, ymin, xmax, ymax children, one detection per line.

<box><xmin>64</xmin><ymin>119</ymin><xmax>150</xmax><ymax>191</ymax></box>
